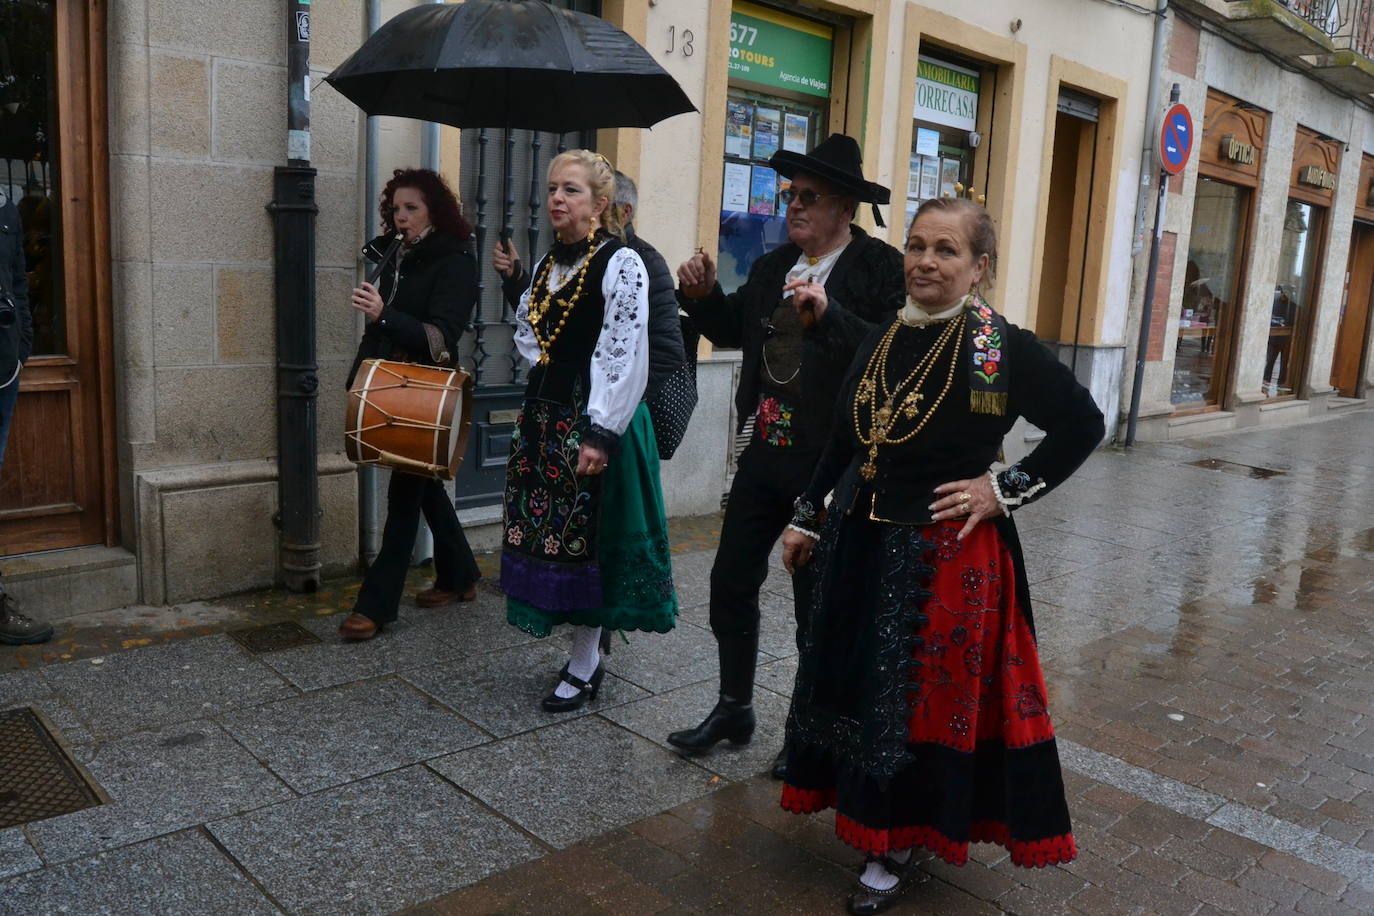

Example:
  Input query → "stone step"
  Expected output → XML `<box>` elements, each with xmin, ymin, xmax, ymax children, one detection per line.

<box><xmin>3</xmin><ymin>546</ymin><xmax>139</xmax><ymax>622</ymax></box>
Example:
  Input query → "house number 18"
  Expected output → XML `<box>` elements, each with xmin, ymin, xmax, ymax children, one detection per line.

<box><xmin>666</xmin><ymin>26</ymin><xmax>695</xmax><ymax>57</ymax></box>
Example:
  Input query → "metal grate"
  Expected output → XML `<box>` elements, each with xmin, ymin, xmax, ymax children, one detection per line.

<box><xmin>1190</xmin><ymin>457</ymin><xmax>1286</xmax><ymax>479</ymax></box>
<box><xmin>0</xmin><ymin>708</ymin><xmax>102</xmax><ymax>829</ymax></box>
<box><xmin>227</xmin><ymin>620</ymin><xmax>322</xmax><ymax>654</ymax></box>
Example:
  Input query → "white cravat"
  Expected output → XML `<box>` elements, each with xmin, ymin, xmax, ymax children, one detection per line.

<box><xmin>899</xmin><ymin>294</ymin><xmax>968</xmax><ymax>327</ymax></box>
<box><xmin>782</xmin><ymin>238</ymin><xmax>851</xmax><ymax>297</ymax></box>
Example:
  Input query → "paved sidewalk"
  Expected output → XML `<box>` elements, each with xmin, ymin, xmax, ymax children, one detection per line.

<box><xmin>3</xmin><ymin>410</ymin><xmax>1374</xmax><ymax>914</ymax></box>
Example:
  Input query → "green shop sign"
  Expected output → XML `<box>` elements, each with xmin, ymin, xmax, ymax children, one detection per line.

<box><xmin>729</xmin><ymin>1</ymin><xmax>833</xmax><ymax>98</ymax></box>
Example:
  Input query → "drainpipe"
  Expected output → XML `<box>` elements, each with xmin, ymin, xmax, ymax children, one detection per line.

<box><xmin>1125</xmin><ymin>0</ymin><xmax>1171</xmax><ymax>446</ymax></box>
<box><xmin>358</xmin><ymin>0</ymin><xmax>383</xmax><ymax>566</ymax></box>
<box><xmin>269</xmin><ymin>0</ymin><xmax>321</xmax><ymax>591</ymax></box>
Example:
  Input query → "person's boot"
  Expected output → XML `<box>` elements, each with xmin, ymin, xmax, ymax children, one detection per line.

<box><xmin>667</xmin><ymin>633</ymin><xmax>758</xmax><ymax>753</ymax></box>
<box><xmin>0</xmin><ymin>587</ymin><xmax>54</xmax><ymax>645</ymax></box>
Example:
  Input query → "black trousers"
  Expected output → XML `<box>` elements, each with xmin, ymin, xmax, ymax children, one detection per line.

<box><xmin>354</xmin><ymin>472</ymin><xmax>479</xmax><ymax>624</ymax></box>
<box><xmin>708</xmin><ymin>441</ymin><xmax>818</xmax><ymax>654</ymax></box>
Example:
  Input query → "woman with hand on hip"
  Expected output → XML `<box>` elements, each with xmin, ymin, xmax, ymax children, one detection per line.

<box><xmin>780</xmin><ymin>197</ymin><xmax>1104</xmax><ymax>914</ymax></box>
<box><xmin>497</xmin><ymin>150</ymin><xmax>676</xmax><ymax>711</ymax></box>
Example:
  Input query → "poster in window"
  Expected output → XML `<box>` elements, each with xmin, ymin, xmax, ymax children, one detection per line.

<box><xmin>783</xmin><ymin>113</ymin><xmax>810</xmax><ymax>153</ymax></box>
<box><xmin>939</xmin><ymin>157</ymin><xmax>962</xmax><ymax>197</ymax></box>
<box><xmin>915</xmin><ymin>127</ymin><xmax>941</xmax><ymax>159</ymax></box>
<box><xmin>725</xmin><ymin>100</ymin><xmax>753</xmax><ymax>159</ymax></box>
<box><xmin>753</xmin><ymin>107</ymin><xmax>781</xmax><ymax>161</ymax></box>
<box><xmin>749</xmin><ymin>166</ymin><xmax>778</xmax><ymax>215</ymax></box>
<box><xmin>920</xmin><ymin>158</ymin><xmax>940</xmax><ymax>199</ymax></box>
<box><xmin>777</xmin><ymin>179</ymin><xmax>791</xmax><ymax>218</ymax></box>
<box><xmin>723</xmin><ymin>162</ymin><xmax>751</xmax><ymax>213</ymax></box>
<box><xmin>907</xmin><ymin>155</ymin><xmax>922</xmax><ymax>200</ymax></box>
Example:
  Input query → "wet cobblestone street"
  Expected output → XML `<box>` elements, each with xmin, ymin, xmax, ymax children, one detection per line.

<box><xmin>3</xmin><ymin>410</ymin><xmax>1374</xmax><ymax>914</ymax></box>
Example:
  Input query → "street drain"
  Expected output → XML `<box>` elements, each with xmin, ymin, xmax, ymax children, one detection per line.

<box><xmin>0</xmin><ymin>708</ymin><xmax>102</xmax><ymax>828</ymax></box>
<box><xmin>227</xmin><ymin>620</ymin><xmax>321</xmax><ymax>654</ymax></box>
<box><xmin>1190</xmin><ymin>457</ymin><xmax>1286</xmax><ymax>479</ymax></box>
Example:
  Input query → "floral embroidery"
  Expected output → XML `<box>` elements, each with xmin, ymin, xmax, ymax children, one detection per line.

<box><xmin>1014</xmin><ymin>684</ymin><xmax>1047</xmax><ymax>719</ymax></box>
<box><xmin>756</xmin><ymin>396</ymin><xmax>797</xmax><ymax>446</ymax></box>
<box><xmin>970</xmin><ymin>297</ymin><xmax>1003</xmax><ymax>384</ymax></box>
<box><xmin>506</xmin><ymin>526</ymin><xmax>523</xmax><ymax>546</ymax></box>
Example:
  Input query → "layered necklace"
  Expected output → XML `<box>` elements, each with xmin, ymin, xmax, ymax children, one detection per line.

<box><xmin>527</xmin><ymin>229</ymin><xmax>598</xmax><ymax>366</ymax></box>
<box><xmin>852</xmin><ymin>312</ymin><xmax>965</xmax><ymax>481</ymax></box>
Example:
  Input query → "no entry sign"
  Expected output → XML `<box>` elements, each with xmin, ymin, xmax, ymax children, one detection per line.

<box><xmin>1159</xmin><ymin>103</ymin><xmax>1194</xmax><ymax>175</ymax></box>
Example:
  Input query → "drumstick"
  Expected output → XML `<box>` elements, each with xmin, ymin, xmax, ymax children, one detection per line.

<box><xmin>365</xmin><ymin>232</ymin><xmax>406</xmax><ymax>286</ymax></box>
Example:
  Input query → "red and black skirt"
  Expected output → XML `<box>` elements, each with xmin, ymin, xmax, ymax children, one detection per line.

<box><xmin>780</xmin><ymin>514</ymin><xmax>1076</xmax><ymax>868</ymax></box>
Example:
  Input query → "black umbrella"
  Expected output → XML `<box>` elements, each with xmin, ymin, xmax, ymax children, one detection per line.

<box><xmin>323</xmin><ymin>0</ymin><xmax>696</xmax><ymax>133</ymax></box>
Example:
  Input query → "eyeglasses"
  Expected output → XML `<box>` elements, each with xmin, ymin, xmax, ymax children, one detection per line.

<box><xmin>779</xmin><ymin>188</ymin><xmax>843</xmax><ymax>208</ymax></box>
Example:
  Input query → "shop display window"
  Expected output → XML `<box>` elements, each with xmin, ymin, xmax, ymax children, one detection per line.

<box><xmin>1267</xmin><ymin>199</ymin><xmax>1323</xmax><ymax>398</ymax></box>
<box><xmin>1171</xmin><ymin>178</ymin><xmax>1249</xmax><ymax>407</ymax></box>
<box><xmin>903</xmin><ymin>54</ymin><xmax>986</xmax><ymax>229</ymax></box>
<box><xmin>717</xmin><ymin>88</ymin><xmax>826</xmax><ymax>294</ymax></box>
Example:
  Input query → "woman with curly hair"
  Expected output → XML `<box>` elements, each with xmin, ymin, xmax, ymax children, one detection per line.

<box><xmin>339</xmin><ymin>168</ymin><xmax>481</xmax><ymax>640</ymax></box>
<box><xmin>496</xmin><ymin>150</ymin><xmax>677</xmax><ymax>710</ymax></box>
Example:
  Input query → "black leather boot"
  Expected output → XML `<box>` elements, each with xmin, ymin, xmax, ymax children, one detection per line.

<box><xmin>667</xmin><ymin>633</ymin><xmax>758</xmax><ymax>753</ymax></box>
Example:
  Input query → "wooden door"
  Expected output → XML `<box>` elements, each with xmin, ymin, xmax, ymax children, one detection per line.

<box><xmin>0</xmin><ymin>1</ymin><xmax>116</xmax><ymax>555</ymax></box>
<box><xmin>1332</xmin><ymin>222</ymin><xmax>1374</xmax><ymax>397</ymax></box>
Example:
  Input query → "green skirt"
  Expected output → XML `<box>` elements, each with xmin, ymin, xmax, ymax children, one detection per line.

<box><xmin>506</xmin><ymin>404</ymin><xmax>678</xmax><ymax>637</ymax></box>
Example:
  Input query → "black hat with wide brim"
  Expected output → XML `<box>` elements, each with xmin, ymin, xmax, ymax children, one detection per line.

<box><xmin>770</xmin><ymin>133</ymin><xmax>890</xmax><ymax>225</ymax></box>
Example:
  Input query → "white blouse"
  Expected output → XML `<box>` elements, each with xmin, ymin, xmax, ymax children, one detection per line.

<box><xmin>514</xmin><ymin>243</ymin><xmax>650</xmax><ymax>436</ymax></box>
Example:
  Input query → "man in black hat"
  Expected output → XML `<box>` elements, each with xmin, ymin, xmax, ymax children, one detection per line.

<box><xmin>668</xmin><ymin>134</ymin><xmax>903</xmax><ymax>772</ymax></box>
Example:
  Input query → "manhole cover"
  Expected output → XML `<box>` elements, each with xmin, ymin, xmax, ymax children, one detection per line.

<box><xmin>227</xmin><ymin>620</ymin><xmax>321</xmax><ymax>654</ymax></box>
<box><xmin>1190</xmin><ymin>457</ymin><xmax>1285</xmax><ymax>479</ymax></box>
<box><xmin>0</xmin><ymin>708</ymin><xmax>102</xmax><ymax>828</ymax></box>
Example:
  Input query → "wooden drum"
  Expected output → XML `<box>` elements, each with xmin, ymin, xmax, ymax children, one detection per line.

<box><xmin>345</xmin><ymin>359</ymin><xmax>474</xmax><ymax>480</ymax></box>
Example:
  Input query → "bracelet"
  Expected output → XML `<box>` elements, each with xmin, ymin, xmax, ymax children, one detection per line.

<box><xmin>990</xmin><ymin>463</ymin><xmax>1046</xmax><ymax>511</ymax></box>
<box><xmin>987</xmin><ymin>471</ymin><xmax>1011</xmax><ymax>517</ymax></box>
<box><xmin>786</xmin><ymin>523</ymin><xmax>820</xmax><ymax>540</ymax></box>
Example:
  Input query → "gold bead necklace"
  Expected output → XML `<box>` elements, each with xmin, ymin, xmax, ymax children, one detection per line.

<box><xmin>528</xmin><ymin>231</ymin><xmax>598</xmax><ymax>366</ymax></box>
<box><xmin>852</xmin><ymin>313</ymin><xmax>965</xmax><ymax>481</ymax></box>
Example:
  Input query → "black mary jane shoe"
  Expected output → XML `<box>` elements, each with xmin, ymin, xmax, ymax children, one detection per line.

<box><xmin>541</xmin><ymin>662</ymin><xmax>605</xmax><ymax>713</ymax></box>
<box><xmin>846</xmin><ymin>854</ymin><xmax>928</xmax><ymax>915</ymax></box>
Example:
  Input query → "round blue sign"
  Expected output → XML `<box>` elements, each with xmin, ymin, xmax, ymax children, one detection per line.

<box><xmin>1159</xmin><ymin>103</ymin><xmax>1194</xmax><ymax>175</ymax></box>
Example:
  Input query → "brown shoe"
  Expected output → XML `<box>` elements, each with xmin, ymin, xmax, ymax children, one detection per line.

<box><xmin>415</xmin><ymin>583</ymin><xmax>478</xmax><ymax>607</ymax></box>
<box><xmin>339</xmin><ymin>612</ymin><xmax>381</xmax><ymax>640</ymax></box>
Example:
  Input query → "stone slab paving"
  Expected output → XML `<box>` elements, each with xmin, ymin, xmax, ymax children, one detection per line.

<box><xmin>3</xmin><ymin>412</ymin><xmax>1374</xmax><ymax>913</ymax></box>
<box><xmin>428</xmin><ymin>716</ymin><xmax>720</xmax><ymax>849</ymax></box>
<box><xmin>208</xmin><ymin>767</ymin><xmax>542</xmax><ymax>916</ymax></box>
<box><xmin>0</xmin><ymin>831</ymin><xmax>278</xmax><ymax>916</ymax></box>
<box><xmin>37</xmin><ymin>634</ymin><xmax>296</xmax><ymax>738</ymax></box>
<box><xmin>26</xmin><ymin>719</ymin><xmax>295</xmax><ymax>864</ymax></box>
<box><xmin>217</xmin><ymin>678</ymin><xmax>489</xmax><ymax>794</ymax></box>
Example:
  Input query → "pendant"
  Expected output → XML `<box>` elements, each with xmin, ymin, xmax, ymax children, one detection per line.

<box><xmin>860</xmin><ymin>461</ymin><xmax>877</xmax><ymax>481</ymax></box>
<box><xmin>875</xmin><ymin>405</ymin><xmax>893</xmax><ymax>425</ymax></box>
<box><xmin>537</xmin><ymin>352</ymin><xmax>550</xmax><ymax>366</ymax></box>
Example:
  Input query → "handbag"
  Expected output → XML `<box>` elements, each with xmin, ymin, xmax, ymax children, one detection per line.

<box><xmin>646</xmin><ymin>313</ymin><xmax>700</xmax><ymax>461</ymax></box>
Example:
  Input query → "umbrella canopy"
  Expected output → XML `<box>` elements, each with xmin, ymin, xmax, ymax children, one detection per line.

<box><xmin>324</xmin><ymin>0</ymin><xmax>697</xmax><ymax>133</ymax></box>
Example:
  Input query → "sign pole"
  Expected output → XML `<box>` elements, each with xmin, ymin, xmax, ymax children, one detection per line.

<box><xmin>1126</xmin><ymin>84</ymin><xmax>1185</xmax><ymax>447</ymax></box>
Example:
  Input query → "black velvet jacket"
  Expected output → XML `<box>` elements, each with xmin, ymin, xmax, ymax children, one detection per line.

<box><xmin>802</xmin><ymin>310</ymin><xmax>1107</xmax><ymax>526</ymax></box>
<box><xmin>678</xmin><ymin>226</ymin><xmax>903</xmax><ymax>448</ymax></box>
<box><xmin>346</xmin><ymin>231</ymin><xmax>478</xmax><ymax>389</ymax></box>
<box><xmin>503</xmin><ymin>225</ymin><xmax>686</xmax><ymax>400</ymax></box>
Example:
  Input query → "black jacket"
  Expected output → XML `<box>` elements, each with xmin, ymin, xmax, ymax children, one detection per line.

<box><xmin>346</xmin><ymin>231</ymin><xmax>479</xmax><ymax>389</ymax></box>
<box><xmin>0</xmin><ymin>200</ymin><xmax>33</xmax><ymax>387</ymax></box>
<box><xmin>501</xmin><ymin>225</ymin><xmax>687</xmax><ymax>399</ymax></box>
<box><xmin>678</xmin><ymin>226</ymin><xmax>903</xmax><ymax>447</ymax></box>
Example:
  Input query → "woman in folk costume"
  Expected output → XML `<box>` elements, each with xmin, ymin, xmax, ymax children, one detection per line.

<box><xmin>501</xmin><ymin>150</ymin><xmax>677</xmax><ymax>711</ymax></box>
<box><xmin>779</xmin><ymin>197</ymin><xmax>1105</xmax><ymax>914</ymax></box>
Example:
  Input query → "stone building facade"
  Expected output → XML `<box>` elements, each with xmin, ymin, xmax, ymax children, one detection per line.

<box><xmin>26</xmin><ymin>1</ymin><xmax>1364</xmax><ymax>612</ymax></box>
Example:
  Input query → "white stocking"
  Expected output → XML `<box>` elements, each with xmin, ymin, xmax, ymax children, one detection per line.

<box><xmin>859</xmin><ymin>849</ymin><xmax>910</xmax><ymax>892</ymax></box>
<box><xmin>555</xmin><ymin>625</ymin><xmax>602</xmax><ymax>698</ymax></box>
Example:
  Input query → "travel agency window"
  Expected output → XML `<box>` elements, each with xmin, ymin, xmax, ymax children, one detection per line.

<box><xmin>1170</xmin><ymin>90</ymin><xmax>1267</xmax><ymax>411</ymax></box>
<box><xmin>718</xmin><ymin>1</ymin><xmax>835</xmax><ymax>294</ymax></box>
<box><xmin>1268</xmin><ymin>127</ymin><xmax>1340</xmax><ymax>400</ymax></box>
<box><xmin>903</xmin><ymin>48</ymin><xmax>994</xmax><ymax>230</ymax></box>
